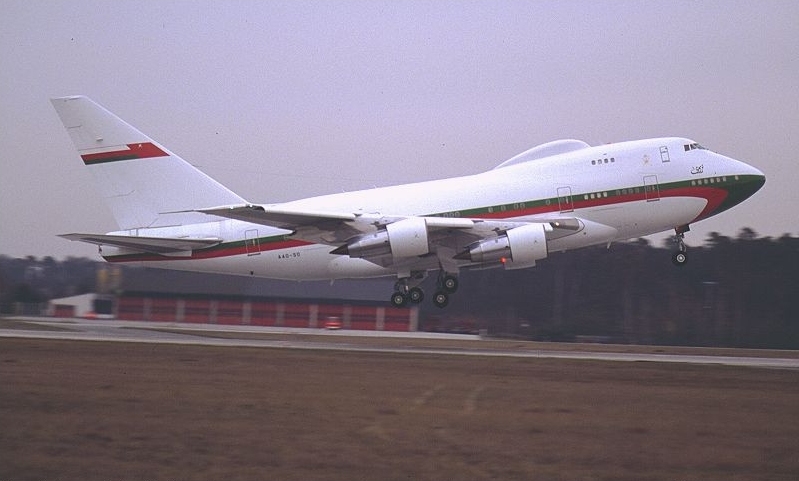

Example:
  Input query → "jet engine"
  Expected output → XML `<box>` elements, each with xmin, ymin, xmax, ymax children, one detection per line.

<box><xmin>456</xmin><ymin>223</ymin><xmax>548</xmax><ymax>269</ymax></box>
<box><xmin>332</xmin><ymin>217</ymin><xmax>430</xmax><ymax>259</ymax></box>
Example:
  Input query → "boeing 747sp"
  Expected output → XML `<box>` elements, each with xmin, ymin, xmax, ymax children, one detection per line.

<box><xmin>53</xmin><ymin>96</ymin><xmax>765</xmax><ymax>308</ymax></box>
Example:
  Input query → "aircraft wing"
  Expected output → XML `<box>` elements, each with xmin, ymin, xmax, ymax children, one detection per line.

<box><xmin>196</xmin><ymin>204</ymin><xmax>585</xmax><ymax>269</ymax></box>
<box><xmin>196</xmin><ymin>204</ymin><xmax>357</xmax><ymax>230</ymax></box>
<box><xmin>199</xmin><ymin>203</ymin><xmax>580</xmax><ymax>237</ymax></box>
<box><xmin>59</xmin><ymin>233</ymin><xmax>222</xmax><ymax>255</ymax></box>
<box><xmin>195</xmin><ymin>204</ymin><xmax>366</xmax><ymax>244</ymax></box>
<box><xmin>197</xmin><ymin>203</ymin><xmax>486</xmax><ymax>229</ymax></box>
<box><xmin>195</xmin><ymin>203</ymin><xmax>511</xmax><ymax>244</ymax></box>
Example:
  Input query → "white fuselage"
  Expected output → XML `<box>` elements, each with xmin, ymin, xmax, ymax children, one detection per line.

<box><xmin>110</xmin><ymin>137</ymin><xmax>763</xmax><ymax>280</ymax></box>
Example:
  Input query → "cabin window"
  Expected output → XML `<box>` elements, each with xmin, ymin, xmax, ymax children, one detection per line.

<box><xmin>683</xmin><ymin>142</ymin><xmax>707</xmax><ymax>151</ymax></box>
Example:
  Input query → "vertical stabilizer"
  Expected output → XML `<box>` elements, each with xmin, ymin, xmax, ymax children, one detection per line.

<box><xmin>51</xmin><ymin>96</ymin><xmax>245</xmax><ymax>230</ymax></box>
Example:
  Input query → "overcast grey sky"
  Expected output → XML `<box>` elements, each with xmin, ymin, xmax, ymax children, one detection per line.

<box><xmin>1</xmin><ymin>0</ymin><xmax>797</xmax><ymax>259</ymax></box>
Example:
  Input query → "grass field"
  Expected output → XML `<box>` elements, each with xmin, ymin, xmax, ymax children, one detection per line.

<box><xmin>1</xmin><ymin>338</ymin><xmax>797</xmax><ymax>480</ymax></box>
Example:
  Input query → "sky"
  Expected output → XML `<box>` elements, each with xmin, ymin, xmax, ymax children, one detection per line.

<box><xmin>1</xmin><ymin>0</ymin><xmax>797</xmax><ymax>259</ymax></box>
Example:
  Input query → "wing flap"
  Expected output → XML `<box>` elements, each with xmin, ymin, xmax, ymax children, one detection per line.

<box><xmin>59</xmin><ymin>233</ymin><xmax>221</xmax><ymax>255</ymax></box>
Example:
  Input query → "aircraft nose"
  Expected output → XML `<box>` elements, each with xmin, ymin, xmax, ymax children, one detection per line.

<box><xmin>746</xmin><ymin>162</ymin><xmax>765</xmax><ymax>180</ymax></box>
<box><xmin>747</xmin><ymin>171</ymin><xmax>765</xmax><ymax>195</ymax></box>
<box><xmin>750</xmin><ymin>171</ymin><xmax>765</xmax><ymax>195</ymax></box>
<box><xmin>697</xmin><ymin>160</ymin><xmax>764</xmax><ymax>221</ymax></box>
<box><xmin>732</xmin><ymin>163</ymin><xmax>765</xmax><ymax>204</ymax></box>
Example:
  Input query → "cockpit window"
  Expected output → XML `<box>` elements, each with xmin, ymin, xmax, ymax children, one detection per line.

<box><xmin>683</xmin><ymin>142</ymin><xmax>707</xmax><ymax>151</ymax></box>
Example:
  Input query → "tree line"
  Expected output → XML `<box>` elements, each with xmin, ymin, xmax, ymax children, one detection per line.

<box><xmin>0</xmin><ymin>255</ymin><xmax>97</xmax><ymax>305</ymax></box>
<box><xmin>2</xmin><ymin>229</ymin><xmax>797</xmax><ymax>349</ymax></box>
<box><xmin>422</xmin><ymin>229</ymin><xmax>799</xmax><ymax>349</ymax></box>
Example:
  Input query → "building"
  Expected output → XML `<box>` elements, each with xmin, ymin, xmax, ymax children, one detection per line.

<box><xmin>47</xmin><ymin>293</ymin><xmax>113</xmax><ymax>318</ymax></box>
<box><xmin>49</xmin><ymin>265</ymin><xmax>418</xmax><ymax>331</ymax></box>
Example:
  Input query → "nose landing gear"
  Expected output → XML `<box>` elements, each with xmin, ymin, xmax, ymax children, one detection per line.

<box><xmin>672</xmin><ymin>225</ymin><xmax>689</xmax><ymax>266</ymax></box>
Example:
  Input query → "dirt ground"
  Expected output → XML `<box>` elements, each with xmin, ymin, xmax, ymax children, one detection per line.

<box><xmin>1</xmin><ymin>338</ymin><xmax>798</xmax><ymax>481</ymax></box>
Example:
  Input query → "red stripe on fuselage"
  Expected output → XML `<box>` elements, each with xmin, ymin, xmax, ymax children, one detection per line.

<box><xmin>81</xmin><ymin>142</ymin><xmax>167</xmax><ymax>165</ymax></box>
<box><xmin>470</xmin><ymin>185</ymin><xmax>729</xmax><ymax>221</ymax></box>
<box><xmin>104</xmin><ymin>238</ymin><xmax>311</xmax><ymax>263</ymax></box>
<box><xmin>664</xmin><ymin>186</ymin><xmax>728</xmax><ymax>222</ymax></box>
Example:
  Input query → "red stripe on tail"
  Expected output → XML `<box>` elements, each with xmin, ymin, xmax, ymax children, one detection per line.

<box><xmin>81</xmin><ymin>142</ymin><xmax>167</xmax><ymax>165</ymax></box>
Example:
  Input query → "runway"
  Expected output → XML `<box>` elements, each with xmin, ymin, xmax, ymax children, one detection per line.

<box><xmin>2</xmin><ymin>316</ymin><xmax>798</xmax><ymax>369</ymax></box>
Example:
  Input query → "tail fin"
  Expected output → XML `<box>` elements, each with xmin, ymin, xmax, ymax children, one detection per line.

<box><xmin>51</xmin><ymin>96</ymin><xmax>245</xmax><ymax>230</ymax></box>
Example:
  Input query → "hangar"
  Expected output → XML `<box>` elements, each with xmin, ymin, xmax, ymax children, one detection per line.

<box><xmin>48</xmin><ymin>265</ymin><xmax>417</xmax><ymax>331</ymax></box>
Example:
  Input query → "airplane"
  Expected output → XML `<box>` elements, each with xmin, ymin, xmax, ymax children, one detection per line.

<box><xmin>52</xmin><ymin>96</ymin><xmax>765</xmax><ymax>308</ymax></box>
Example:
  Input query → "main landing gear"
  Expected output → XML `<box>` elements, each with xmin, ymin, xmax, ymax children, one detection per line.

<box><xmin>431</xmin><ymin>273</ymin><xmax>459</xmax><ymax>309</ymax></box>
<box><xmin>672</xmin><ymin>225</ymin><xmax>689</xmax><ymax>267</ymax></box>
<box><xmin>390</xmin><ymin>272</ymin><xmax>459</xmax><ymax>309</ymax></box>
<box><xmin>390</xmin><ymin>275</ymin><xmax>425</xmax><ymax>308</ymax></box>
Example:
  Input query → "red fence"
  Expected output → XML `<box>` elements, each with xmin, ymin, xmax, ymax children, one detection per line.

<box><xmin>113</xmin><ymin>296</ymin><xmax>415</xmax><ymax>331</ymax></box>
<box><xmin>216</xmin><ymin>300</ymin><xmax>244</xmax><ymax>325</ymax></box>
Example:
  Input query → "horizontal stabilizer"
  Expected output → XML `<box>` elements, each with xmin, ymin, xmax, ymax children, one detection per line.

<box><xmin>59</xmin><ymin>233</ymin><xmax>221</xmax><ymax>255</ymax></box>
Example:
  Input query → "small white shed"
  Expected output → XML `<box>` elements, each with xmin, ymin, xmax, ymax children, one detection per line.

<box><xmin>48</xmin><ymin>293</ymin><xmax>114</xmax><ymax>318</ymax></box>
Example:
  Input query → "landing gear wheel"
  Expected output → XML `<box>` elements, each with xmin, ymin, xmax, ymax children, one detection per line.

<box><xmin>672</xmin><ymin>251</ymin><xmax>688</xmax><ymax>266</ymax></box>
<box><xmin>433</xmin><ymin>291</ymin><xmax>449</xmax><ymax>308</ymax></box>
<box><xmin>390</xmin><ymin>291</ymin><xmax>408</xmax><ymax>308</ymax></box>
<box><xmin>672</xmin><ymin>226</ymin><xmax>689</xmax><ymax>267</ymax></box>
<box><xmin>408</xmin><ymin>287</ymin><xmax>424</xmax><ymax>304</ymax></box>
<box><xmin>442</xmin><ymin>275</ymin><xmax>459</xmax><ymax>293</ymax></box>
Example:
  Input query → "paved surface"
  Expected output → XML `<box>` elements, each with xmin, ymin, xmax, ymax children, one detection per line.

<box><xmin>3</xmin><ymin>317</ymin><xmax>797</xmax><ymax>369</ymax></box>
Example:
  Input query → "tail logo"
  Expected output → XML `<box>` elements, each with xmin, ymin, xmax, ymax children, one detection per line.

<box><xmin>80</xmin><ymin>142</ymin><xmax>167</xmax><ymax>165</ymax></box>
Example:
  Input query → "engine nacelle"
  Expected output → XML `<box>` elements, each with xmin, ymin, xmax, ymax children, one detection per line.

<box><xmin>335</xmin><ymin>217</ymin><xmax>430</xmax><ymax>259</ymax></box>
<box><xmin>458</xmin><ymin>223</ymin><xmax>548</xmax><ymax>269</ymax></box>
<box><xmin>386</xmin><ymin>217</ymin><xmax>430</xmax><ymax>258</ymax></box>
<box><xmin>464</xmin><ymin>235</ymin><xmax>511</xmax><ymax>263</ymax></box>
<box><xmin>503</xmin><ymin>223</ymin><xmax>549</xmax><ymax>269</ymax></box>
<box><xmin>341</xmin><ymin>230</ymin><xmax>391</xmax><ymax>258</ymax></box>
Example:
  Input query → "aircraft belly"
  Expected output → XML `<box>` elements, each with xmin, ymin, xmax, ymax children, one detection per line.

<box><xmin>327</xmin><ymin>255</ymin><xmax>395</xmax><ymax>279</ymax></box>
<box><xmin>579</xmin><ymin>196</ymin><xmax>706</xmax><ymax>242</ymax></box>
<box><xmin>251</xmin><ymin>245</ymin><xmax>391</xmax><ymax>280</ymax></box>
<box><xmin>136</xmin><ymin>245</ymin><xmax>392</xmax><ymax>281</ymax></box>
